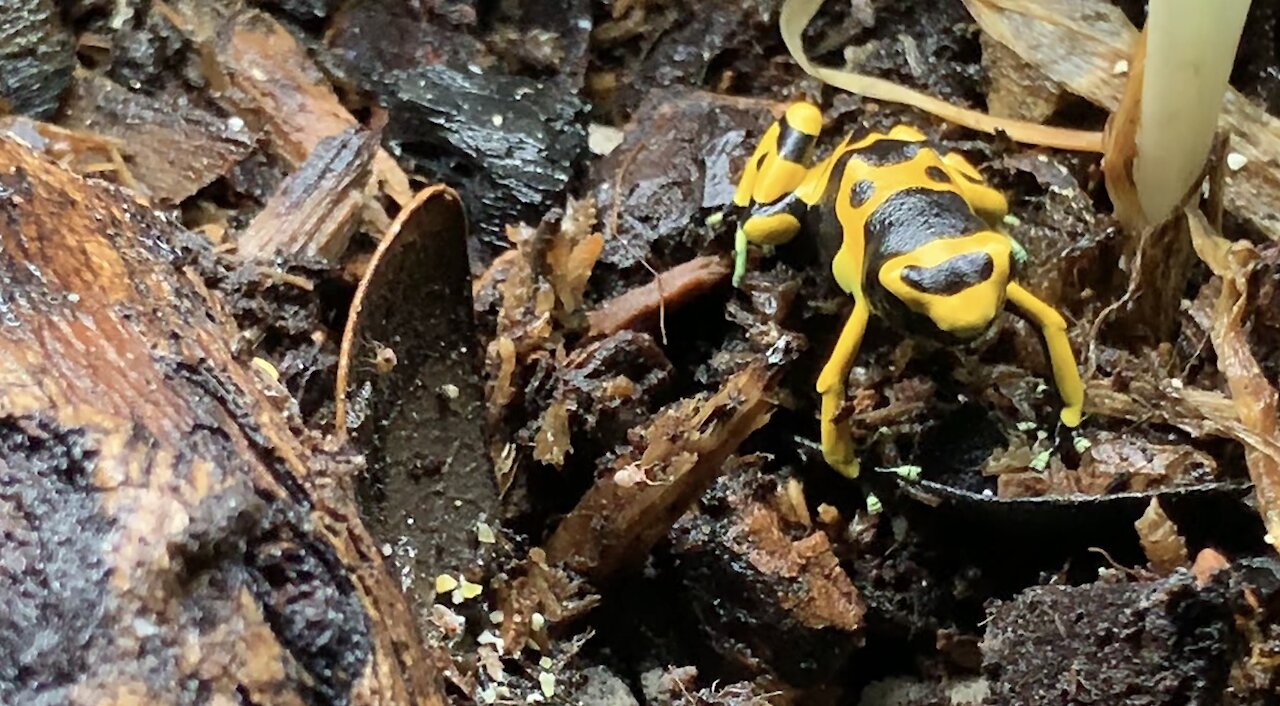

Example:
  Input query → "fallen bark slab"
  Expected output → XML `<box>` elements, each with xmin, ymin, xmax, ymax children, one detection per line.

<box><xmin>0</xmin><ymin>136</ymin><xmax>442</xmax><ymax>704</ymax></box>
<box><xmin>544</xmin><ymin>338</ymin><xmax>799</xmax><ymax>580</ymax></box>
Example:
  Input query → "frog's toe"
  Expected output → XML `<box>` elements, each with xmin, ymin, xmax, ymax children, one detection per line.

<box><xmin>823</xmin><ymin>447</ymin><xmax>861</xmax><ymax>479</ymax></box>
<box><xmin>1059</xmin><ymin>405</ymin><xmax>1082</xmax><ymax>428</ymax></box>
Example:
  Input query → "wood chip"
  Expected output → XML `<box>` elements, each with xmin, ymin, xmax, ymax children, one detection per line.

<box><xmin>60</xmin><ymin>72</ymin><xmax>255</xmax><ymax>205</ymax></box>
<box><xmin>236</xmin><ymin>127</ymin><xmax>377</xmax><ymax>261</ymax></box>
<box><xmin>587</xmin><ymin>255</ymin><xmax>730</xmax><ymax>338</ymax></box>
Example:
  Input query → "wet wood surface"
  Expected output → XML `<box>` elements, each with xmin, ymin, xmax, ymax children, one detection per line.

<box><xmin>0</xmin><ymin>136</ymin><xmax>443</xmax><ymax>705</ymax></box>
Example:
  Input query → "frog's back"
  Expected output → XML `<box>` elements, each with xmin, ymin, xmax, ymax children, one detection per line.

<box><xmin>804</xmin><ymin>129</ymin><xmax>1007</xmax><ymax>298</ymax></box>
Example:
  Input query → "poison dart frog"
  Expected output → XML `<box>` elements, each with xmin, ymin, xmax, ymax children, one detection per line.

<box><xmin>730</xmin><ymin>101</ymin><xmax>1084</xmax><ymax>480</ymax></box>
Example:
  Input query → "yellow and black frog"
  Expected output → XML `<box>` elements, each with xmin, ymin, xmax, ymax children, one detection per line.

<box><xmin>730</xmin><ymin>101</ymin><xmax>1084</xmax><ymax>480</ymax></box>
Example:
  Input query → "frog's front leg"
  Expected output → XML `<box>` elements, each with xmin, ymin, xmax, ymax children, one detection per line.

<box><xmin>731</xmin><ymin>102</ymin><xmax>823</xmax><ymax>286</ymax></box>
<box><xmin>940</xmin><ymin>150</ymin><xmax>1009</xmax><ymax>225</ymax></box>
<box><xmin>816</xmin><ymin>296</ymin><xmax>871</xmax><ymax>478</ymax></box>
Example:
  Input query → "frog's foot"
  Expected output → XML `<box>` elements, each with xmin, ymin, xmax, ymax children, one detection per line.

<box><xmin>733</xmin><ymin>226</ymin><xmax>749</xmax><ymax>288</ymax></box>
<box><xmin>1059</xmin><ymin>404</ymin><xmax>1082</xmax><ymax>428</ymax></box>
<box><xmin>821</xmin><ymin>411</ymin><xmax>861</xmax><ymax>479</ymax></box>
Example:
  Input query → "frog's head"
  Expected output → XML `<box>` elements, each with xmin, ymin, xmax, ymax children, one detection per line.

<box><xmin>878</xmin><ymin>229</ymin><xmax>1014</xmax><ymax>340</ymax></box>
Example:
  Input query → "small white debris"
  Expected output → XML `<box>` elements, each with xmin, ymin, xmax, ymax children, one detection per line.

<box><xmin>492</xmin><ymin>114</ymin><xmax>505</xmax><ymax>127</ymax></box>
<box><xmin>477</xmin><ymin>522</ymin><xmax>496</xmax><ymax>544</ymax></box>
<box><xmin>539</xmin><ymin>671</ymin><xmax>556</xmax><ymax>698</ymax></box>
<box><xmin>441</xmin><ymin>383</ymin><xmax>460</xmax><ymax>399</ymax></box>
<box><xmin>525</xmin><ymin>694</ymin><xmax>545</xmax><ymax>703</ymax></box>
<box><xmin>406</xmin><ymin>517</ymin><xmax>415</xmax><ymax>525</ymax></box>
<box><xmin>588</xmin><ymin>123</ymin><xmax>625</xmax><ymax>156</ymax></box>
<box><xmin>1016</xmin><ymin>421</ymin><xmax>1038</xmax><ymax>432</ymax></box>
<box><xmin>228</xmin><ymin>116</ymin><xmax>246</xmax><ymax>132</ymax></box>
<box><xmin>477</xmin><ymin>686</ymin><xmax>497</xmax><ymax>704</ymax></box>
<box><xmin>539</xmin><ymin>656</ymin><xmax>553</xmax><ymax>669</ymax></box>
<box><xmin>478</xmin><ymin>630</ymin><xmax>505</xmax><ymax>648</ymax></box>
<box><xmin>488</xmin><ymin>610</ymin><xmax>505</xmax><ymax>624</ymax></box>
<box><xmin>381</xmin><ymin>543</ymin><xmax>393</xmax><ymax>557</ymax></box>
<box><xmin>1169</xmin><ymin>378</ymin><xmax>1185</xmax><ymax>390</ymax></box>
<box><xmin>1227</xmin><ymin>152</ymin><xmax>1248</xmax><ymax>171</ymax></box>
<box><xmin>1113</xmin><ymin>59</ymin><xmax>1129</xmax><ymax>74</ymax></box>
<box><xmin>531</xmin><ymin>612</ymin><xmax>545</xmax><ymax>632</ymax></box>
<box><xmin>66</xmin><ymin>293</ymin><xmax>80</xmax><ymax>303</ymax></box>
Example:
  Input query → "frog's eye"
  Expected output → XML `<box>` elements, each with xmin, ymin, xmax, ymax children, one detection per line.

<box><xmin>900</xmin><ymin>252</ymin><xmax>995</xmax><ymax>296</ymax></box>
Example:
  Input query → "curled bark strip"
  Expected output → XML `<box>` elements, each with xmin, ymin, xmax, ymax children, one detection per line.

<box><xmin>335</xmin><ymin>185</ymin><xmax>497</xmax><ymax>619</ymax></box>
<box><xmin>0</xmin><ymin>136</ymin><xmax>442</xmax><ymax>704</ymax></box>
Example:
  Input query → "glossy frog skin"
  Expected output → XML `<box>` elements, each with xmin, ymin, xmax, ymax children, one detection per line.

<box><xmin>731</xmin><ymin>101</ymin><xmax>1084</xmax><ymax>480</ymax></box>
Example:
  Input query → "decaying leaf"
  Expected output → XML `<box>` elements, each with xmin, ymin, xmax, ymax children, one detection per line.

<box><xmin>1187</xmin><ymin>207</ymin><xmax>1280</xmax><ymax>554</ymax></box>
<box><xmin>533</xmin><ymin>398</ymin><xmax>572</xmax><ymax>468</ymax></box>
<box><xmin>1135</xmin><ymin>498</ymin><xmax>1190</xmax><ymax>575</ymax></box>
<box><xmin>545</xmin><ymin>197</ymin><xmax>605</xmax><ymax>317</ymax></box>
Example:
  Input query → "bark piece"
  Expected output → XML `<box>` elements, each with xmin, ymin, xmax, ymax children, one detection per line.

<box><xmin>0</xmin><ymin>136</ymin><xmax>442</xmax><ymax>705</ymax></box>
<box><xmin>237</xmin><ymin>127</ymin><xmax>376</xmax><ymax>261</ymax></box>
<box><xmin>980</xmin><ymin>33</ymin><xmax>1064</xmax><ymax>122</ymax></box>
<box><xmin>377</xmin><ymin>62</ymin><xmax>587</xmax><ymax>261</ymax></box>
<box><xmin>590</xmin><ymin>90</ymin><xmax>779</xmax><ymax>272</ymax></box>
<box><xmin>0</xmin><ymin>0</ymin><xmax>74</xmax><ymax>119</ymax></box>
<box><xmin>670</xmin><ymin>462</ymin><xmax>864</xmax><ymax>686</ymax></box>
<box><xmin>206</xmin><ymin>8</ymin><xmax>412</xmax><ymax>209</ymax></box>
<box><xmin>543</xmin><ymin>340</ymin><xmax>798</xmax><ymax>580</ymax></box>
<box><xmin>60</xmin><ymin>73</ymin><xmax>256</xmax><ymax>206</ymax></box>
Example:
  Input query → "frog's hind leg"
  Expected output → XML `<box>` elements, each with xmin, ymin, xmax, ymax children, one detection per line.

<box><xmin>733</xmin><ymin>102</ymin><xmax>823</xmax><ymax>285</ymax></box>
